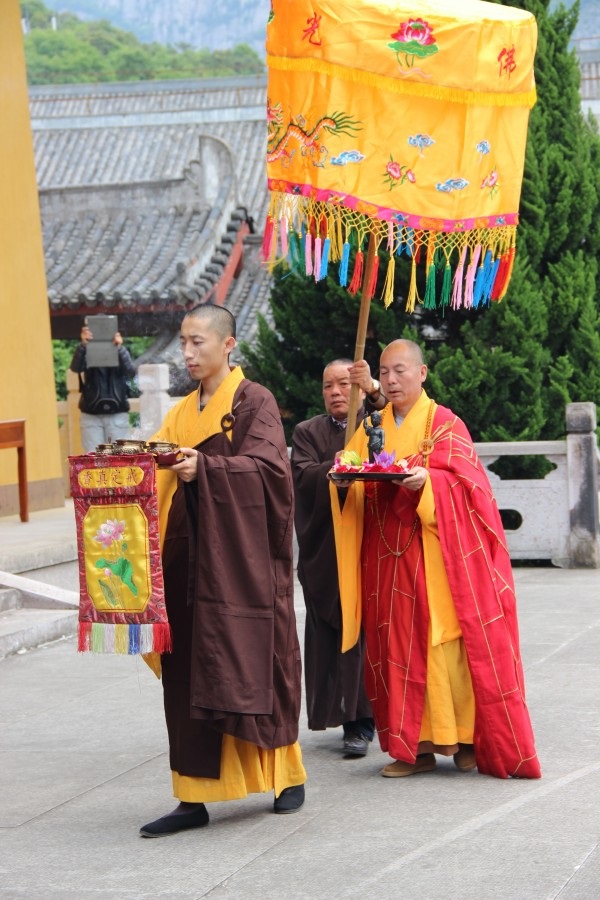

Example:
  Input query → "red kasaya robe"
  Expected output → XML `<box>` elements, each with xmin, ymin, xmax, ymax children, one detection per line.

<box><xmin>332</xmin><ymin>392</ymin><xmax>541</xmax><ymax>779</ymax></box>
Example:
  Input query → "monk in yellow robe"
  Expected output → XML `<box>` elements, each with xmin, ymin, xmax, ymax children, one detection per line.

<box><xmin>140</xmin><ymin>305</ymin><xmax>306</xmax><ymax>837</ymax></box>
<box><xmin>331</xmin><ymin>340</ymin><xmax>540</xmax><ymax>780</ymax></box>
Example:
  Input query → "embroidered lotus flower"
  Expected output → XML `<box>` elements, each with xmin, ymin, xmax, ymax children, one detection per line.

<box><xmin>386</xmin><ymin>160</ymin><xmax>402</xmax><ymax>180</ymax></box>
<box><xmin>93</xmin><ymin>519</ymin><xmax>125</xmax><ymax>548</ymax></box>
<box><xmin>391</xmin><ymin>18</ymin><xmax>436</xmax><ymax>46</ymax></box>
<box><xmin>388</xmin><ymin>18</ymin><xmax>439</xmax><ymax>68</ymax></box>
<box><xmin>92</xmin><ymin>518</ymin><xmax>137</xmax><ymax>605</ymax></box>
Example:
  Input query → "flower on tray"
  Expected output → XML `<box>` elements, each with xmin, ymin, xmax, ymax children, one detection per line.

<box><xmin>330</xmin><ymin>449</ymin><xmax>410</xmax><ymax>475</ymax></box>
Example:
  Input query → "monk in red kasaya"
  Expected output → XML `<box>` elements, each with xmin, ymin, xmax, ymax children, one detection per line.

<box><xmin>330</xmin><ymin>339</ymin><xmax>541</xmax><ymax>779</ymax></box>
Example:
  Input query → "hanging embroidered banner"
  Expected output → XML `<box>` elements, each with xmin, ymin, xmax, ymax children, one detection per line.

<box><xmin>264</xmin><ymin>0</ymin><xmax>538</xmax><ymax>311</ymax></box>
<box><xmin>69</xmin><ymin>453</ymin><xmax>171</xmax><ymax>654</ymax></box>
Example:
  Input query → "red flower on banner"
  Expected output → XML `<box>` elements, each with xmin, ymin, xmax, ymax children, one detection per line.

<box><xmin>391</xmin><ymin>18</ymin><xmax>436</xmax><ymax>46</ymax></box>
<box><xmin>388</xmin><ymin>18</ymin><xmax>439</xmax><ymax>69</ymax></box>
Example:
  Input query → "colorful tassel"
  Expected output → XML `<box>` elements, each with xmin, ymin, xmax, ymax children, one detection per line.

<box><xmin>473</xmin><ymin>250</ymin><xmax>491</xmax><ymax>308</ymax></box>
<box><xmin>261</xmin><ymin>216</ymin><xmax>274</xmax><ymax>262</ymax></box>
<box><xmin>464</xmin><ymin>244</ymin><xmax>482</xmax><ymax>309</ymax></box>
<box><xmin>280</xmin><ymin>217</ymin><xmax>288</xmax><ymax>258</ymax></box>
<box><xmin>91</xmin><ymin>622</ymin><xmax>104</xmax><ymax>653</ymax></box>
<box><xmin>152</xmin><ymin>623</ymin><xmax>172</xmax><ymax>653</ymax></box>
<box><xmin>115</xmin><ymin>624</ymin><xmax>129</xmax><ymax>654</ymax></box>
<box><xmin>423</xmin><ymin>263</ymin><xmax>437</xmax><ymax>309</ymax></box>
<box><xmin>484</xmin><ymin>257</ymin><xmax>501</xmax><ymax>303</ymax></box>
<box><xmin>440</xmin><ymin>263</ymin><xmax>452</xmax><ymax>309</ymax></box>
<box><xmin>339</xmin><ymin>242</ymin><xmax>351</xmax><ymax>286</ymax></box>
<box><xmin>387</xmin><ymin>221</ymin><xmax>395</xmax><ymax>252</ymax></box>
<box><xmin>288</xmin><ymin>231</ymin><xmax>300</xmax><ymax>268</ymax></box>
<box><xmin>405</xmin><ymin>255</ymin><xmax>418</xmax><ymax>313</ymax></box>
<box><xmin>381</xmin><ymin>254</ymin><xmax>396</xmax><ymax>308</ymax></box>
<box><xmin>320</xmin><ymin>237</ymin><xmax>330</xmax><ymax>280</ymax></box>
<box><xmin>78</xmin><ymin>621</ymin><xmax>92</xmax><ymax>652</ymax></box>
<box><xmin>78</xmin><ymin>621</ymin><xmax>171</xmax><ymax>654</ymax></box>
<box><xmin>335</xmin><ymin>215</ymin><xmax>344</xmax><ymax>263</ymax></box>
<box><xmin>365</xmin><ymin>254</ymin><xmax>380</xmax><ymax>299</ymax></box>
<box><xmin>451</xmin><ymin>244</ymin><xmax>468</xmax><ymax>309</ymax></box>
<box><xmin>497</xmin><ymin>246</ymin><xmax>516</xmax><ymax>300</ymax></box>
<box><xmin>305</xmin><ymin>233</ymin><xmax>313</xmax><ymax>276</ymax></box>
<box><xmin>313</xmin><ymin>237</ymin><xmax>322</xmax><ymax>282</ymax></box>
<box><xmin>348</xmin><ymin>249</ymin><xmax>364</xmax><ymax>295</ymax></box>
<box><xmin>129</xmin><ymin>623</ymin><xmax>141</xmax><ymax>654</ymax></box>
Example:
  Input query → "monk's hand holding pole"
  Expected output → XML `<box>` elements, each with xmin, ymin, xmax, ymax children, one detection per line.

<box><xmin>348</xmin><ymin>360</ymin><xmax>373</xmax><ymax>394</ymax></box>
<box><xmin>396</xmin><ymin>465</ymin><xmax>428</xmax><ymax>491</ymax></box>
<box><xmin>170</xmin><ymin>447</ymin><xmax>198</xmax><ymax>482</ymax></box>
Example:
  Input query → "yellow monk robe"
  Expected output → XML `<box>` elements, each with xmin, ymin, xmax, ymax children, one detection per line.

<box><xmin>330</xmin><ymin>390</ymin><xmax>474</xmax><ymax>752</ymax></box>
<box><xmin>147</xmin><ymin>366</ymin><xmax>305</xmax><ymax>801</ymax></box>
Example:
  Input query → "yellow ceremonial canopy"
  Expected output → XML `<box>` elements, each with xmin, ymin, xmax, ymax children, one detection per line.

<box><xmin>264</xmin><ymin>0</ymin><xmax>537</xmax><ymax>312</ymax></box>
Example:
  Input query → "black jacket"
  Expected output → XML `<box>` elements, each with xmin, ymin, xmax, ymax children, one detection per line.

<box><xmin>70</xmin><ymin>343</ymin><xmax>136</xmax><ymax>415</ymax></box>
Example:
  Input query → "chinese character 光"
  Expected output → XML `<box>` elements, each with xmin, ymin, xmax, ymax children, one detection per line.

<box><xmin>302</xmin><ymin>14</ymin><xmax>322</xmax><ymax>46</ymax></box>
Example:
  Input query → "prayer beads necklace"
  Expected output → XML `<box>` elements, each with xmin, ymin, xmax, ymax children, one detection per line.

<box><xmin>373</xmin><ymin>487</ymin><xmax>419</xmax><ymax>558</ymax></box>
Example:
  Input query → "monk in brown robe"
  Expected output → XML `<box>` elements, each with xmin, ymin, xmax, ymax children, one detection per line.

<box><xmin>140</xmin><ymin>306</ymin><xmax>306</xmax><ymax>837</ymax></box>
<box><xmin>292</xmin><ymin>359</ymin><xmax>379</xmax><ymax>756</ymax></box>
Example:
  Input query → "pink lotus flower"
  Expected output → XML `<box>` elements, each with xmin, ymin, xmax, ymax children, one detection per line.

<box><xmin>391</xmin><ymin>18</ymin><xmax>436</xmax><ymax>46</ymax></box>
<box><xmin>373</xmin><ymin>450</ymin><xmax>396</xmax><ymax>468</ymax></box>
<box><xmin>93</xmin><ymin>518</ymin><xmax>126</xmax><ymax>548</ymax></box>
<box><xmin>386</xmin><ymin>161</ymin><xmax>402</xmax><ymax>180</ymax></box>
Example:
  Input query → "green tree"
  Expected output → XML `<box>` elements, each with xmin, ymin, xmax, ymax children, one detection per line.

<box><xmin>25</xmin><ymin>29</ymin><xmax>111</xmax><ymax>83</ymax></box>
<box><xmin>21</xmin><ymin>1</ymin><xmax>264</xmax><ymax>84</ymax></box>
<box><xmin>244</xmin><ymin>0</ymin><xmax>600</xmax><ymax>448</ymax></box>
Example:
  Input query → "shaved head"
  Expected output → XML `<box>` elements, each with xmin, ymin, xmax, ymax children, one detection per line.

<box><xmin>382</xmin><ymin>339</ymin><xmax>424</xmax><ymax>365</ymax></box>
<box><xmin>184</xmin><ymin>305</ymin><xmax>236</xmax><ymax>340</ymax></box>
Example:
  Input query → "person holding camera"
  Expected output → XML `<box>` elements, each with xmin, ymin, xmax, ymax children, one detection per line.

<box><xmin>69</xmin><ymin>321</ymin><xmax>136</xmax><ymax>452</ymax></box>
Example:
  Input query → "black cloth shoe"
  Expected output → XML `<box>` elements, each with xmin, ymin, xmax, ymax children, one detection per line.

<box><xmin>343</xmin><ymin>733</ymin><xmax>370</xmax><ymax>757</ymax></box>
<box><xmin>273</xmin><ymin>784</ymin><xmax>305</xmax><ymax>814</ymax></box>
<box><xmin>139</xmin><ymin>804</ymin><xmax>209</xmax><ymax>837</ymax></box>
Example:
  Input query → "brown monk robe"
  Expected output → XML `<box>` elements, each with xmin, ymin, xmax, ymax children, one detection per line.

<box><xmin>140</xmin><ymin>306</ymin><xmax>305</xmax><ymax>837</ymax></box>
<box><xmin>291</xmin><ymin>359</ymin><xmax>376</xmax><ymax>757</ymax></box>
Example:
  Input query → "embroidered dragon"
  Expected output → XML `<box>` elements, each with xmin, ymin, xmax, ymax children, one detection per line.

<box><xmin>267</xmin><ymin>111</ymin><xmax>362</xmax><ymax>168</ymax></box>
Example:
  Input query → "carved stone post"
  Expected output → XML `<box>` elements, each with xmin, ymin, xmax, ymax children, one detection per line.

<box><xmin>137</xmin><ymin>364</ymin><xmax>172</xmax><ymax>439</ymax></box>
<box><xmin>566</xmin><ymin>402</ymin><xmax>600</xmax><ymax>568</ymax></box>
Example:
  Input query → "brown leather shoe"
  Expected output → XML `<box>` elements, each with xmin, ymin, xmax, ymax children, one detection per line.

<box><xmin>453</xmin><ymin>744</ymin><xmax>477</xmax><ymax>772</ymax></box>
<box><xmin>381</xmin><ymin>753</ymin><xmax>437</xmax><ymax>778</ymax></box>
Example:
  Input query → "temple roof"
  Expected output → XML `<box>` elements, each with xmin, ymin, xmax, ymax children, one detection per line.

<box><xmin>31</xmin><ymin>76</ymin><xmax>272</xmax><ymax>347</ymax></box>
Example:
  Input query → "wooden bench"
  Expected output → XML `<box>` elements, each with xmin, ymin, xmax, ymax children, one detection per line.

<box><xmin>0</xmin><ymin>419</ymin><xmax>28</xmax><ymax>522</ymax></box>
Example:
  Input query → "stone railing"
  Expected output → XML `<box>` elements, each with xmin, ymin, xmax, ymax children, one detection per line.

<box><xmin>475</xmin><ymin>401</ymin><xmax>599</xmax><ymax>568</ymax></box>
<box><xmin>60</xmin><ymin>365</ymin><xmax>600</xmax><ymax>568</ymax></box>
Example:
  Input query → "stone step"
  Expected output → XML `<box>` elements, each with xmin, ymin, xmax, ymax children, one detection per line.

<box><xmin>0</xmin><ymin>606</ymin><xmax>78</xmax><ymax>660</ymax></box>
<box><xmin>0</xmin><ymin>587</ymin><xmax>20</xmax><ymax>612</ymax></box>
<box><xmin>0</xmin><ymin>570</ymin><xmax>79</xmax><ymax>660</ymax></box>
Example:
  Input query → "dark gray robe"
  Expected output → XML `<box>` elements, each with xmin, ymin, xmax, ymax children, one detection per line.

<box><xmin>291</xmin><ymin>413</ymin><xmax>372</xmax><ymax>731</ymax></box>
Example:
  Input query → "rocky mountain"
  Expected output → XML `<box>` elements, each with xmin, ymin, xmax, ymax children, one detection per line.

<box><xmin>54</xmin><ymin>0</ymin><xmax>272</xmax><ymax>55</ymax></box>
<box><xmin>50</xmin><ymin>1</ymin><xmax>600</xmax><ymax>56</ymax></box>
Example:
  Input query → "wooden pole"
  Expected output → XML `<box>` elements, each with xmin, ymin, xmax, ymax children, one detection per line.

<box><xmin>345</xmin><ymin>232</ymin><xmax>377</xmax><ymax>446</ymax></box>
